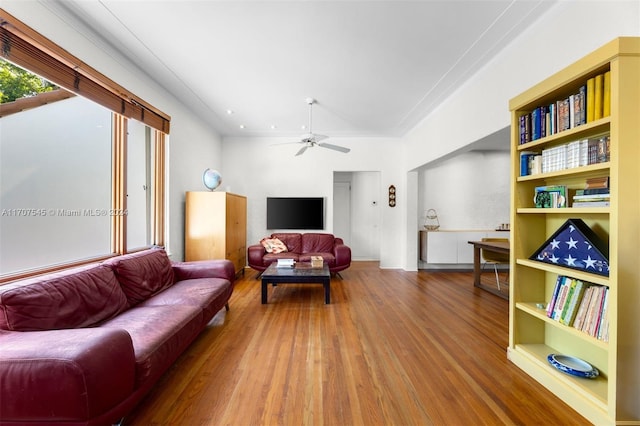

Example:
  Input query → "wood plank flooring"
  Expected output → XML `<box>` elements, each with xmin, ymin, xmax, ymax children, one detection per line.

<box><xmin>124</xmin><ymin>262</ymin><xmax>590</xmax><ymax>425</ymax></box>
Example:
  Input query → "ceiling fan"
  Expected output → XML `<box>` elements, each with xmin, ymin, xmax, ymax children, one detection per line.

<box><xmin>283</xmin><ymin>98</ymin><xmax>350</xmax><ymax>156</ymax></box>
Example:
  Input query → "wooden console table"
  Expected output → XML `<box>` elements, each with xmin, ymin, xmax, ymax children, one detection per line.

<box><xmin>467</xmin><ymin>240</ymin><xmax>510</xmax><ymax>300</ymax></box>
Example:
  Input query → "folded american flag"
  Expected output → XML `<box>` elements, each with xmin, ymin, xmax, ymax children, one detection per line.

<box><xmin>530</xmin><ymin>218</ymin><xmax>609</xmax><ymax>276</ymax></box>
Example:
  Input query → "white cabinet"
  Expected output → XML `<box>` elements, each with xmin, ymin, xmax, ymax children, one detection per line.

<box><xmin>420</xmin><ymin>230</ymin><xmax>509</xmax><ymax>264</ymax></box>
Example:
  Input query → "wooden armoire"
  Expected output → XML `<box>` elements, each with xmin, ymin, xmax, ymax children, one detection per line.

<box><xmin>184</xmin><ymin>191</ymin><xmax>247</xmax><ymax>275</ymax></box>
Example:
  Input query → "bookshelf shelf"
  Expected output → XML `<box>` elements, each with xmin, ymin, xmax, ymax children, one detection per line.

<box><xmin>515</xmin><ymin>303</ymin><xmax>609</xmax><ymax>350</ymax></box>
<box><xmin>509</xmin><ymin>37</ymin><xmax>640</xmax><ymax>425</ymax></box>
<box><xmin>516</xmin><ymin>117</ymin><xmax>610</xmax><ymax>151</ymax></box>
<box><xmin>516</xmin><ymin>162</ymin><xmax>609</xmax><ymax>182</ymax></box>
<box><xmin>515</xmin><ymin>259</ymin><xmax>609</xmax><ymax>286</ymax></box>
<box><xmin>517</xmin><ymin>207</ymin><xmax>610</xmax><ymax>215</ymax></box>
<box><xmin>509</xmin><ymin>344</ymin><xmax>608</xmax><ymax>408</ymax></box>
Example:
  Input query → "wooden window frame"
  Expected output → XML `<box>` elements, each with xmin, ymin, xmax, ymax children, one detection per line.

<box><xmin>0</xmin><ymin>9</ymin><xmax>170</xmax><ymax>283</ymax></box>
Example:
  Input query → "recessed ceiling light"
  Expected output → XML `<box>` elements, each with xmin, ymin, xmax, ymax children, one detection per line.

<box><xmin>239</xmin><ymin>124</ymin><xmax>245</xmax><ymax>129</ymax></box>
<box><xmin>301</xmin><ymin>125</ymin><xmax>307</xmax><ymax>130</ymax></box>
<box><xmin>270</xmin><ymin>125</ymin><xmax>277</xmax><ymax>129</ymax></box>
<box><xmin>226</xmin><ymin>109</ymin><xmax>234</xmax><ymax>115</ymax></box>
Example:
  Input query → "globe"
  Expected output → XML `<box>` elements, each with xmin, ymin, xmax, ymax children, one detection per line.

<box><xmin>202</xmin><ymin>168</ymin><xmax>222</xmax><ymax>191</ymax></box>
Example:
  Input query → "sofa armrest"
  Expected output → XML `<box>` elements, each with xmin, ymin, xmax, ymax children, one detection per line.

<box><xmin>247</xmin><ymin>244</ymin><xmax>266</xmax><ymax>267</ymax></box>
<box><xmin>334</xmin><ymin>243</ymin><xmax>352</xmax><ymax>266</ymax></box>
<box><xmin>172</xmin><ymin>259</ymin><xmax>235</xmax><ymax>283</ymax></box>
<box><xmin>0</xmin><ymin>328</ymin><xmax>135</xmax><ymax>422</ymax></box>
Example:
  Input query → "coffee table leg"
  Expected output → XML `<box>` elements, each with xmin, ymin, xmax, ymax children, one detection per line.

<box><xmin>262</xmin><ymin>280</ymin><xmax>268</xmax><ymax>304</ymax></box>
<box><xmin>324</xmin><ymin>279</ymin><xmax>330</xmax><ymax>304</ymax></box>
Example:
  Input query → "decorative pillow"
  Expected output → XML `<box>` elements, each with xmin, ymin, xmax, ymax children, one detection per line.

<box><xmin>260</xmin><ymin>237</ymin><xmax>288</xmax><ymax>254</ymax></box>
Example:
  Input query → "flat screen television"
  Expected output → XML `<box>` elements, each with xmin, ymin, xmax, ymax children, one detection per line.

<box><xmin>266</xmin><ymin>197</ymin><xmax>324</xmax><ymax>230</ymax></box>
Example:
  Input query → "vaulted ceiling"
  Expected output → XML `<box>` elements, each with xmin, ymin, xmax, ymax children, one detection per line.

<box><xmin>47</xmin><ymin>1</ymin><xmax>556</xmax><ymax>140</ymax></box>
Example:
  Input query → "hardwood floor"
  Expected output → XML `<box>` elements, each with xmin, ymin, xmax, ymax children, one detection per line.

<box><xmin>125</xmin><ymin>262</ymin><xmax>589</xmax><ymax>425</ymax></box>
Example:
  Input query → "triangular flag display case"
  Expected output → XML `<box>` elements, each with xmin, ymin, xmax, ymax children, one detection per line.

<box><xmin>508</xmin><ymin>38</ymin><xmax>640</xmax><ymax>426</ymax></box>
<box><xmin>529</xmin><ymin>218</ymin><xmax>609</xmax><ymax>276</ymax></box>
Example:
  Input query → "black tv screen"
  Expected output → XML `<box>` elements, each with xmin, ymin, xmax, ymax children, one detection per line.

<box><xmin>267</xmin><ymin>197</ymin><xmax>324</xmax><ymax>230</ymax></box>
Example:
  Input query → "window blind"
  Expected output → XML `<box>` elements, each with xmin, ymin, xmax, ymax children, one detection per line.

<box><xmin>0</xmin><ymin>10</ymin><xmax>170</xmax><ymax>133</ymax></box>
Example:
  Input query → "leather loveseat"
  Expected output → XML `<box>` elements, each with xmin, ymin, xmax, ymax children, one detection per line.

<box><xmin>0</xmin><ymin>247</ymin><xmax>235</xmax><ymax>425</ymax></box>
<box><xmin>247</xmin><ymin>232</ymin><xmax>351</xmax><ymax>274</ymax></box>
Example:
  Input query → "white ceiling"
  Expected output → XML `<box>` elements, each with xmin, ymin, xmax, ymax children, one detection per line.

<box><xmin>48</xmin><ymin>0</ymin><xmax>556</xmax><ymax>139</ymax></box>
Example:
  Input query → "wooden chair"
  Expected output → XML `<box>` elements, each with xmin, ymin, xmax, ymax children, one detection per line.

<box><xmin>481</xmin><ymin>237</ymin><xmax>510</xmax><ymax>290</ymax></box>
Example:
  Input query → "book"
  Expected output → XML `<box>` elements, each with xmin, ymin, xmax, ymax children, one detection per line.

<box><xmin>594</xmin><ymin>73</ymin><xmax>604</xmax><ymax>120</ymax></box>
<box><xmin>534</xmin><ymin>185</ymin><xmax>567</xmax><ymax>208</ymax></box>
<box><xmin>572</xmin><ymin>201</ymin><xmax>610</xmax><ymax>208</ymax></box>
<box><xmin>551</xmin><ymin>277</ymin><xmax>571</xmax><ymax>320</ymax></box>
<box><xmin>575</xmin><ymin>188</ymin><xmax>610</xmax><ymax>196</ymax></box>
<box><xmin>532</xmin><ymin>107</ymin><xmax>542</xmax><ymax>140</ymax></box>
<box><xmin>577</xmin><ymin>85</ymin><xmax>586</xmax><ymax>125</ymax></box>
<box><xmin>520</xmin><ymin>151</ymin><xmax>537</xmax><ymax>176</ymax></box>
<box><xmin>585</xmin><ymin>176</ymin><xmax>610</xmax><ymax>189</ymax></box>
<box><xmin>598</xmin><ymin>287</ymin><xmax>610</xmax><ymax>341</ymax></box>
<box><xmin>558</xmin><ymin>278</ymin><xmax>577</xmax><ymax>324</ymax></box>
<box><xmin>547</xmin><ymin>275</ymin><xmax>565</xmax><ymax>318</ymax></box>
<box><xmin>276</xmin><ymin>258</ymin><xmax>295</xmax><ymax>268</ymax></box>
<box><xmin>519</xmin><ymin>114</ymin><xmax>531</xmax><ymax>144</ymax></box>
<box><xmin>603</xmin><ymin>70</ymin><xmax>611</xmax><ymax>117</ymax></box>
<box><xmin>560</xmin><ymin>279</ymin><xmax>586</xmax><ymax>326</ymax></box>
<box><xmin>586</xmin><ymin>76</ymin><xmax>595</xmax><ymax>122</ymax></box>
<box><xmin>573</xmin><ymin>193</ymin><xmax>610</xmax><ymax>200</ymax></box>
<box><xmin>573</xmin><ymin>285</ymin><xmax>594</xmax><ymax>330</ymax></box>
<box><xmin>583</xmin><ymin>285</ymin><xmax>606</xmax><ymax>337</ymax></box>
<box><xmin>568</xmin><ymin>94</ymin><xmax>575</xmax><ymax>129</ymax></box>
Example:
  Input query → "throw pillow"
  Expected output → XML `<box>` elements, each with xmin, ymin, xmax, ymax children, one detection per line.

<box><xmin>260</xmin><ymin>237</ymin><xmax>288</xmax><ymax>254</ymax></box>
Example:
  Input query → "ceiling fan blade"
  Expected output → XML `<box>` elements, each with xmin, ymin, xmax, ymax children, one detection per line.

<box><xmin>295</xmin><ymin>145</ymin><xmax>308</xmax><ymax>156</ymax></box>
<box><xmin>313</xmin><ymin>134</ymin><xmax>328</xmax><ymax>142</ymax></box>
<box><xmin>318</xmin><ymin>142</ymin><xmax>350</xmax><ymax>153</ymax></box>
<box><xmin>271</xmin><ymin>141</ymin><xmax>304</xmax><ymax>146</ymax></box>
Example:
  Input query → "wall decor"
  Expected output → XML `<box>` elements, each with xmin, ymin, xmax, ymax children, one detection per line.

<box><xmin>388</xmin><ymin>185</ymin><xmax>396</xmax><ymax>207</ymax></box>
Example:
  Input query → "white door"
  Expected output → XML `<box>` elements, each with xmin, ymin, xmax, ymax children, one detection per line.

<box><xmin>333</xmin><ymin>182</ymin><xmax>351</xmax><ymax>247</ymax></box>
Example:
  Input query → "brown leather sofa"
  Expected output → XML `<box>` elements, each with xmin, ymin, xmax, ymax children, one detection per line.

<box><xmin>0</xmin><ymin>247</ymin><xmax>235</xmax><ymax>425</ymax></box>
<box><xmin>247</xmin><ymin>232</ymin><xmax>351</xmax><ymax>274</ymax></box>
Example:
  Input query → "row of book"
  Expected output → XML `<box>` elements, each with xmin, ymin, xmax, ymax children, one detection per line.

<box><xmin>572</xmin><ymin>177</ymin><xmax>610</xmax><ymax>208</ymax></box>
<box><xmin>534</xmin><ymin>185</ymin><xmax>567</xmax><ymax>208</ymax></box>
<box><xmin>534</xmin><ymin>176</ymin><xmax>610</xmax><ymax>208</ymax></box>
<box><xmin>546</xmin><ymin>276</ymin><xmax>609</xmax><ymax>342</ymax></box>
<box><xmin>518</xmin><ymin>71</ymin><xmax>611</xmax><ymax>145</ymax></box>
<box><xmin>519</xmin><ymin>134</ymin><xmax>610</xmax><ymax>176</ymax></box>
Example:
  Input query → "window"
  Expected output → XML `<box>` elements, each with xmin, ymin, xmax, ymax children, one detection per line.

<box><xmin>0</xmin><ymin>12</ymin><xmax>170</xmax><ymax>280</ymax></box>
<box><xmin>127</xmin><ymin>119</ymin><xmax>154</xmax><ymax>250</ymax></box>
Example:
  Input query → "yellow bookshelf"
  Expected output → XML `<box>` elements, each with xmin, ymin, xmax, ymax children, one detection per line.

<box><xmin>508</xmin><ymin>37</ymin><xmax>640</xmax><ymax>425</ymax></box>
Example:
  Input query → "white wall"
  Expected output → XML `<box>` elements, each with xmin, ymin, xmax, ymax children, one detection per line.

<box><xmin>419</xmin><ymin>151</ymin><xmax>511</xmax><ymax>230</ymax></box>
<box><xmin>3</xmin><ymin>1</ymin><xmax>225</xmax><ymax>262</ymax></box>
<box><xmin>222</xmin><ymin>136</ymin><xmax>405</xmax><ymax>268</ymax></box>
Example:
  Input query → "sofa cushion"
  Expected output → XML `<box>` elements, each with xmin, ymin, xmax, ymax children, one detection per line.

<box><xmin>99</xmin><ymin>304</ymin><xmax>202</xmax><ymax>388</ymax></box>
<box><xmin>271</xmin><ymin>233</ymin><xmax>302</xmax><ymax>253</ymax></box>
<box><xmin>0</xmin><ymin>264</ymin><xmax>128</xmax><ymax>331</ymax></box>
<box><xmin>301</xmin><ymin>233</ymin><xmax>336</xmax><ymax>254</ymax></box>
<box><xmin>105</xmin><ymin>248</ymin><xmax>175</xmax><ymax>307</ymax></box>
<box><xmin>141</xmin><ymin>277</ymin><xmax>232</xmax><ymax>323</ymax></box>
<box><xmin>0</xmin><ymin>327</ymin><xmax>135</xmax><ymax>421</ymax></box>
<box><xmin>260</xmin><ymin>237</ymin><xmax>288</xmax><ymax>254</ymax></box>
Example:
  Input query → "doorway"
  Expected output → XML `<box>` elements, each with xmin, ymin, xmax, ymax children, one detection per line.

<box><xmin>333</xmin><ymin>171</ymin><xmax>381</xmax><ymax>261</ymax></box>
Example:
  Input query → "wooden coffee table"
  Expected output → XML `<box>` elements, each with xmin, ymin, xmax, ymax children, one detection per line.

<box><xmin>261</xmin><ymin>262</ymin><xmax>331</xmax><ymax>304</ymax></box>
